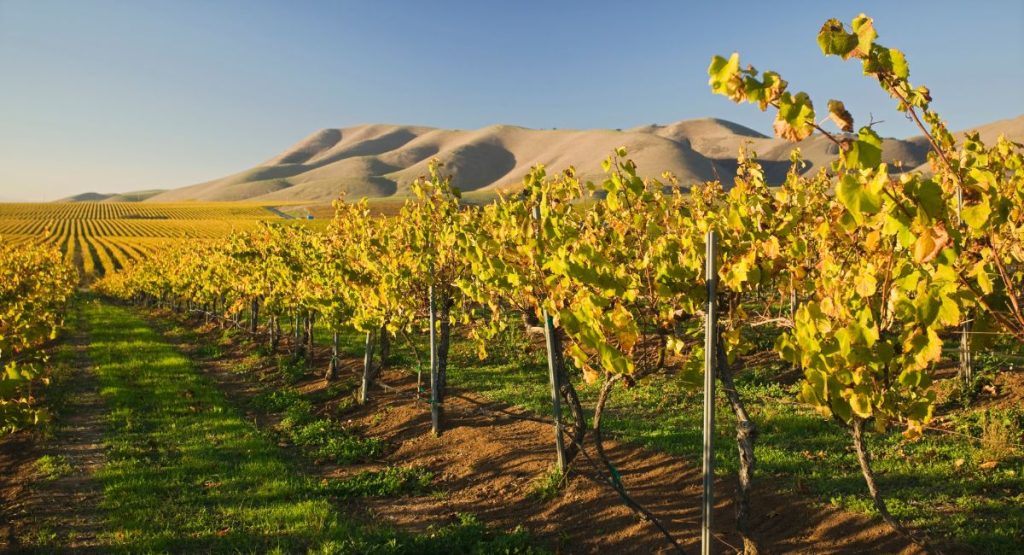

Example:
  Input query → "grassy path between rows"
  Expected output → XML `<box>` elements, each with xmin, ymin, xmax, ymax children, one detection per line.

<box><xmin>78</xmin><ymin>300</ymin><xmax>537</xmax><ymax>553</ymax></box>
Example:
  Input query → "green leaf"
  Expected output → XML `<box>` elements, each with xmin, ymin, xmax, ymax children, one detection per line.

<box><xmin>831</xmin><ymin>396</ymin><xmax>853</xmax><ymax>422</ymax></box>
<box><xmin>854</xmin><ymin>272</ymin><xmax>877</xmax><ymax>297</ymax></box>
<box><xmin>843</xmin><ymin>127</ymin><xmax>883</xmax><ymax>169</ymax></box>
<box><xmin>961</xmin><ymin>201</ymin><xmax>991</xmax><ymax>230</ymax></box>
<box><xmin>973</xmin><ymin>261</ymin><xmax>994</xmax><ymax>294</ymax></box>
<box><xmin>835</xmin><ymin>327</ymin><xmax>854</xmax><ymax>357</ymax></box>
<box><xmin>817</xmin><ymin>18</ymin><xmax>857</xmax><ymax>57</ymax></box>
<box><xmin>864</xmin><ymin>46</ymin><xmax>909</xmax><ymax>79</ymax></box>
<box><xmin>908</xmin><ymin>328</ymin><xmax>943</xmax><ymax>369</ymax></box>
<box><xmin>888</xmin><ymin>48</ymin><xmax>909</xmax><ymax>79</ymax></box>
<box><xmin>775</xmin><ymin>334</ymin><xmax>799</xmax><ymax>364</ymax></box>
<box><xmin>914</xmin><ymin>179</ymin><xmax>944</xmax><ymax>219</ymax></box>
<box><xmin>773</xmin><ymin>92</ymin><xmax>815</xmax><ymax>141</ymax></box>
<box><xmin>882</xmin><ymin>211</ymin><xmax>913</xmax><ymax>246</ymax></box>
<box><xmin>805</xmin><ymin>369</ymin><xmax>828</xmax><ymax>403</ymax></box>
<box><xmin>898</xmin><ymin>368</ymin><xmax>923</xmax><ymax>387</ymax></box>
<box><xmin>708</xmin><ymin>53</ymin><xmax>741</xmax><ymax>99</ymax></box>
<box><xmin>746</xmin><ymin>71</ymin><xmax>787</xmax><ymax>110</ymax></box>
<box><xmin>916</xmin><ymin>292</ymin><xmax>940</xmax><ymax>325</ymax></box>
<box><xmin>906</xmin><ymin>399</ymin><xmax>933</xmax><ymax>422</ymax></box>
<box><xmin>837</xmin><ymin>174</ymin><xmax>882</xmax><ymax>222</ymax></box>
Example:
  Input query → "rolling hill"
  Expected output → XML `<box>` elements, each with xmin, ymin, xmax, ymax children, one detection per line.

<box><xmin>59</xmin><ymin>190</ymin><xmax>166</xmax><ymax>203</ymax></box>
<box><xmin>142</xmin><ymin>115</ymin><xmax>1024</xmax><ymax>203</ymax></box>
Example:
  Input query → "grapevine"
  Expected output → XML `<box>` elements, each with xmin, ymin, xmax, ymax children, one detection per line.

<box><xmin>89</xmin><ymin>13</ymin><xmax>1024</xmax><ymax>552</ymax></box>
<box><xmin>0</xmin><ymin>238</ymin><xmax>77</xmax><ymax>431</ymax></box>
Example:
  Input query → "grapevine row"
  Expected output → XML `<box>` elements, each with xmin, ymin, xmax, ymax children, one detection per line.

<box><xmin>0</xmin><ymin>203</ymin><xmax>292</xmax><ymax>279</ymax></box>
<box><xmin>94</xmin><ymin>14</ymin><xmax>1023</xmax><ymax>552</ymax></box>
<box><xmin>0</xmin><ymin>240</ymin><xmax>78</xmax><ymax>432</ymax></box>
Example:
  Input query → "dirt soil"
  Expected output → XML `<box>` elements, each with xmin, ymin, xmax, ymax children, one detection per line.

<box><xmin>933</xmin><ymin>364</ymin><xmax>1024</xmax><ymax>412</ymax></box>
<box><xmin>170</xmin><ymin>316</ymin><xmax>926</xmax><ymax>555</ymax></box>
<box><xmin>347</xmin><ymin>372</ymin><xmax>921</xmax><ymax>554</ymax></box>
<box><xmin>0</xmin><ymin>326</ymin><xmax>106</xmax><ymax>552</ymax></box>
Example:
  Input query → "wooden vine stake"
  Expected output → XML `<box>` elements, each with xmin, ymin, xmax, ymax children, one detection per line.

<box><xmin>702</xmin><ymin>230</ymin><xmax>718</xmax><ymax>555</ymax></box>
<box><xmin>533</xmin><ymin>204</ymin><xmax>567</xmax><ymax>472</ymax></box>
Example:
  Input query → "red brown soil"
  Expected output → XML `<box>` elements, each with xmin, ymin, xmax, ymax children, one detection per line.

<box><xmin>345</xmin><ymin>372</ymin><xmax>922</xmax><ymax>554</ymax></box>
<box><xmin>163</xmin><ymin>316</ymin><xmax>927</xmax><ymax>555</ymax></box>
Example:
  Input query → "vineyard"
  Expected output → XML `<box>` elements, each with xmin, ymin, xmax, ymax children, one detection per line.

<box><xmin>2</xmin><ymin>13</ymin><xmax>1023</xmax><ymax>555</ymax></box>
<box><xmin>0</xmin><ymin>241</ymin><xmax>77</xmax><ymax>430</ymax></box>
<box><xmin>0</xmin><ymin>202</ymin><xmax>296</xmax><ymax>280</ymax></box>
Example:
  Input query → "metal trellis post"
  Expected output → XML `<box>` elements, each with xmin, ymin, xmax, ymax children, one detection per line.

<box><xmin>702</xmin><ymin>230</ymin><xmax>718</xmax><ymax>555</ymax></box>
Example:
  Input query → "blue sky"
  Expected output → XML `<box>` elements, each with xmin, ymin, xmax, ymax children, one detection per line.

<box><xmin>1</xmin><ymin>1</ymin><xmax>1021</xmax><ymax>201</ymax></box>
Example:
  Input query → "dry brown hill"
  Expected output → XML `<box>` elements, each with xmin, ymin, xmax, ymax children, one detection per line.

<box><xmin>147</xmin><ymin>115</ymin><xmax>1024</xmax><ymax>203</ymax></box>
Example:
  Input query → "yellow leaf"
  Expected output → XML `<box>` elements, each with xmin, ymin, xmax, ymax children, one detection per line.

<box><xmin>855</xmin><ymin>273</ymin><xmax>877</xmax><ymax>297</ymax></box>
<box><xmin>849</xmin><ymin>392</ymin><xmax>873</xmax><ymax>418</ymax></box>
<box><xmin>913</xmin><ymin>230</ymin><xmax>935</xmax><ymax>263</ymax></box>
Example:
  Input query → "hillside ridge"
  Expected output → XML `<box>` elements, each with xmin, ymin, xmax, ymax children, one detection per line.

<box><xmin>129</xmin><ymin>115</ymin><xmax>1022</xmax><ymax>202</ymax></box>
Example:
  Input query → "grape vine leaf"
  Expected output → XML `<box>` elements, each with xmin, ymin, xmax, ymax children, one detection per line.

<box><xmin>837</xmin><ymin>173</ymin><xmax>882</xmax><ymax>221</ymax></box>
<box><xmin>827</xmin><ymin>100</ymin><xmax>854</xmax><ymax>132</ymax></box>
<box><xmin>773</xmin><ymin>92</ymin><xmax>814</xmax><ymax>141</ymax></box>
<box><xmin>842</xmin><ymin>127</ymin><xmax>883</xmax><ymax>169</ymax></box>
<box><xmin>961</xmin><ymin>201</ymin><xmax>991</xmax><ymax>230</ymax></box>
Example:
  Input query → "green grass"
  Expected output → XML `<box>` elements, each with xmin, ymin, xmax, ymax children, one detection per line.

<box><xmin>321</xmin><ymin>466</ymin><xmax>434</xmax><ymax>499</ymax></box>
<box><xmin>251</xmin><ymin>382</ymin><xmax>383</xmax><ymax>465</ymax></box>
<box><xmin>287</xmin><ymin>418</ymin><xmax>385</xmax><ymax>465</ymax></box>
<box><xmin>527</xmin><ymin>466</ymin><xmax>565</xmax><ymax>501</ymax></box>
<box><xmin>33</xmin><ymin>454</ymin><xmax>74</xmax><ymax>480</ymax></box>
<box><xmin>79</xmin><ymin>300</ymin><xmax>541</xmax><ymax>553</ymax></box>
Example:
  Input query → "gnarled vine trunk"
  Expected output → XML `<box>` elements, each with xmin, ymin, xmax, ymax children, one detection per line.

<box><xmin>519</xmin><ymin>311</ymin><xmax>585</xmax><ymax>464</ymax></box>
<box><xmin>359</xmin><ymin>329</ymin><xmax>376</xmax><ymax>404</ymax></box>
<box><xmin>379</xmin><ymin>323</ymin><xmax>391</xmax><ymax>370</ymax></box>
<box><xmin>429</xmin><ymin>294</ymin><xmax>454</xmax><ymax>436</ymax></box>
<box><xmin>305</xmin><ymin>312</ymin><xmax>315</xmax><ymax>365</ymax></box>
<box><xmin>592</xmin><ymin>374</ymin><xmax>684</xmax><ymax>554</ymax></box>
<box><xmin>250</xmin><ymin>298</ymin><xmax>260</xmax><ymax>334</ymax></box>
<box><xmin>436</xmin><ymin>296</ymin><xmax>452</xmax><ymax>399</ymax></box>
<box><xmin>551</xmin><ymin>328</ymin><xmax>585</xmax><ymax>463</ymax></box>
<box><xmin>325</xmin><ymin>330</ymin><xmax>339</xmax><ymax>381</ymax></box>
<box><xmin>269</xmin><ymin>316</ymin><xmax>280</xmax><ymax>352</ymax></box>
<box><xmin>716</xmin><ymin>341</ymin><xmax>760</xmax><ymax>555</ymax></box>
<box><xmin>851</xmin><ymin>418</ymin><xmax>932</xmax><ymax>552</ymax></box>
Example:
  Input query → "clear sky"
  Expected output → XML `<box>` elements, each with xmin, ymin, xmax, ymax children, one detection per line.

<box><xmin>1</xmin><ymin>0</ymin><xmax>1021</xmax><ymax>201</ymax></box>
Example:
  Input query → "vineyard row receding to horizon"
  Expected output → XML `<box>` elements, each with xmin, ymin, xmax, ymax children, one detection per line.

<box><xmin>0</xmin><ymin>202</ymin><xmax>329</xmax><ymax>280</ymax></box>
